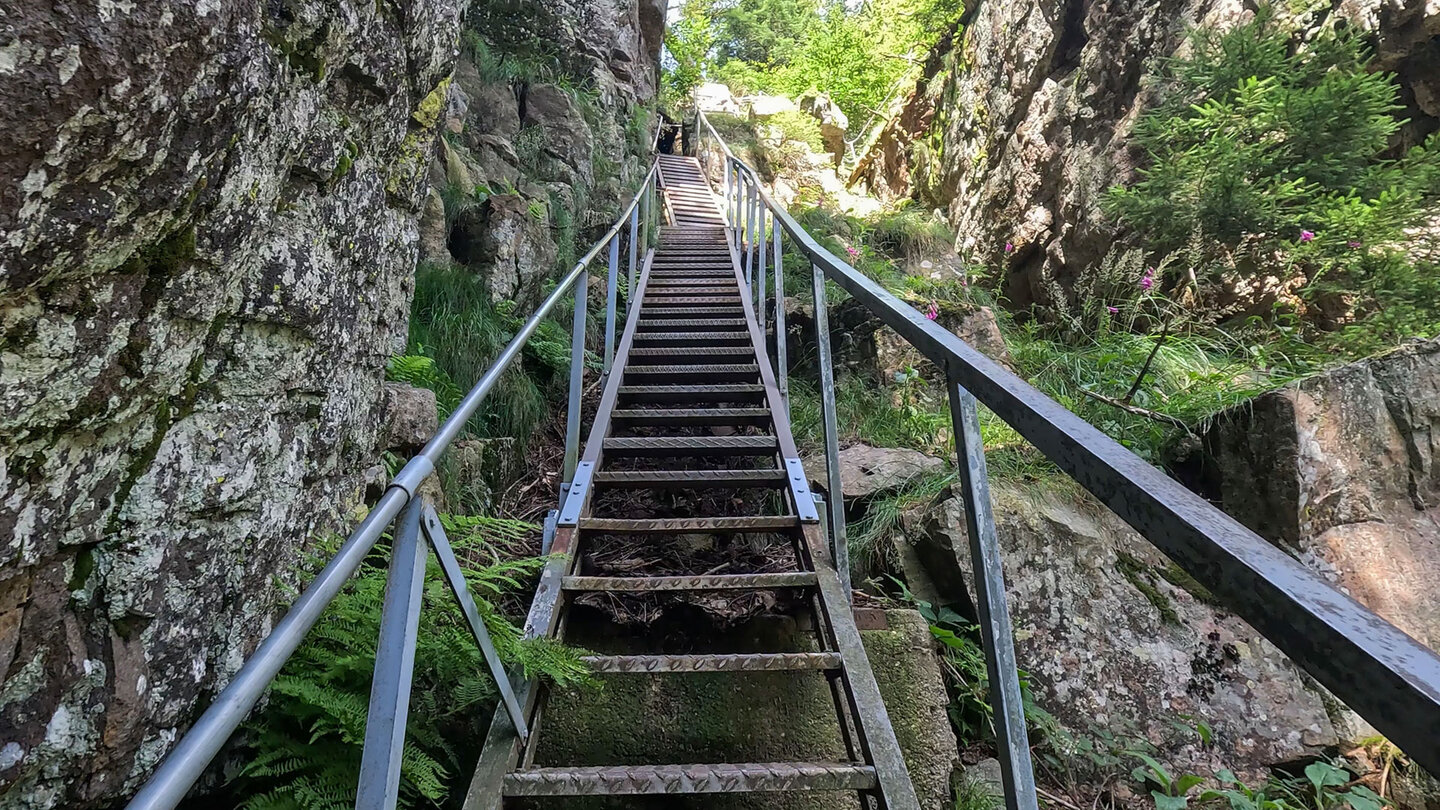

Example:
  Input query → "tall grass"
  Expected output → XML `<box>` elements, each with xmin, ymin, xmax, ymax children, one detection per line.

<box><xmin>405</xmin><ymin>262</ymin><xmax>572</xmax><ymax>446</ymax></box>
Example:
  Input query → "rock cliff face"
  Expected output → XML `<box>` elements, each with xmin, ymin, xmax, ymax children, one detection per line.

<box><xmin>853</xmin><ymin>0</ymin><xmax>1439</xmax><ymax>309</ymax></box>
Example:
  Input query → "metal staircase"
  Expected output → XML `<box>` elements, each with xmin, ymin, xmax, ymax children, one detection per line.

<box><xmin>463</xmin><ymin>153</ymin><xmax>920</xmax><ymax>808</ymax></box>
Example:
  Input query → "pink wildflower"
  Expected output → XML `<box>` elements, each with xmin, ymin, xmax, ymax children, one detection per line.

<box><xmin>1140</xmin><ymin>266</ymin><xmax>1155</xmax><ymax>291</ymax></box>
<box><xmin>845</xmin><ymin>245</ymin><xmax>859</xmax><ymax>258</ymax></box>
<box><xmin>1299</xmin><ymin>229</ymin><xmax>1315</xmax><ymax>243</ymax></box>
<box><xmin>1347</xmin><ymin>240</ymin><xmax>1362</xmax><ymax>249</ymax></box>
<box><xmin>1004</xmin><ymin>241</ymin><xmax>1015</xmax><ymax>254</ymax></box>
<box><xmin>1106</xmin><ymin>305</ymin><xmax>1119</xmax><ymax>314</ymax></box>
<box><xmin>925</xmin><ymin>302</ymin><xmax>939</xmax><ymax>320</ymax></box>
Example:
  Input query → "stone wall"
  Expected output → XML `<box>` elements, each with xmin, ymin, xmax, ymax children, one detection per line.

<box><xmin>0</xmin><ymin>3</ymin><xmax>462</xmax><ymax>807</ymax></box>
<box><xmin>852</xmin><ymin>0</ymin><xmax>1439</xmax><ymax>309</ymax></box>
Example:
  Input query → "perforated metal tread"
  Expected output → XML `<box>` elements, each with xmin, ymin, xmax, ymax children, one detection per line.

<box><xmin>592</xmin><ymin>468</ymin><xmax>787</xmax><ymax>487</ymax></box>
<box><xmin>608</xmin><ymin>407</ymin><xmax>771</xmax><ymax>426</ymax></box>
<box><xmin>502</xmin><ymin>762</ymin><xmax>877</xmax><ymax>796</ymax></box>
<box><xmin>562</xmin><ymin>572</ymin><xmax>817</xmax><ymax>591</ymax></box>
<box><xmin>580</xmin><ymin>653</ymin><xmax>843</xmax><ymax>673</ymax></box>
<box><xmin>602</xmin><ymin>435</ymin><xmax>776</xmax><ymax>456</ymax></box>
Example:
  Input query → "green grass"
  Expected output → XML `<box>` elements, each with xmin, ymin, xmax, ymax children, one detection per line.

<box><xmin>403</xmin><ymin>262</ymin><xmax>573</xmax><ymax>446</ymax></box>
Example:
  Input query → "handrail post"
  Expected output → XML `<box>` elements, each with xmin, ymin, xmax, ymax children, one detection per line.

<box><xmin>811</xmin><ymin>261</ymin><xmax>849</xmax><ymax>599</ymax></box>
<box><xmin>756</xmin><ymin>204</ymin><xmax>768</xmax><ymax>334</ymax></box>
<box><xmin>773</xmin><ymin>214</ymin><xmax>787</xmax><ymax>408</ymax></box>
<box><xmin>602</xmin><ymin>234</ymin><xmax>621</xmax><ymax>376</ymax></box>
<box><xmin>946</xmin><ymin>382</ymin><xmax>1038</xmax><ymax>810</ymax></box>
<box><xmin>627</xmin><ymin>203</ymin><xmax>640</xmax><ymax>306</ymax></box>
<box><xmin>744</xmin><ymin>181</ymin><xmax>758</xmax><ymax>289</ymax></box>
<box><xmin>730</xmin><ymin>161</ymin><xmax>741</xmax><ymax>248</ymax></box>
<box><xmin>355</xmin><ymin>495</ymin><xmax>427</xmax><ymax>810</ymax></box>
<box><xmin>562</xmin><ymin>272</ymin><xmax>587</xmax><ymax>489</ymax></box>
<box><xmin>723</xmin><ymin>155</ymin><xmax>732</xmax><ymax>227</ymax></box>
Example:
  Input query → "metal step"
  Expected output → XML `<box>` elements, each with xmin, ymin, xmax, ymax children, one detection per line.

<box><xmin>637</xmin><ymin>318</ymin><xmax>747</xmax><ymax>331</ymax></box>
<box><xmin>579</xmin><ymin>515</ymin><xmax>798</xmax><ymax>533</ymax></box>
<box><xmin>624</xmin><ymin>364</ymin><xmax>759</xmax><ymax>382</ymax></box>
<box><xmin>609</xmin><ymin>407</ymin><xmax>770</xmax><ymax>426</ymax></box>
<box><xmin>640</xmin><ymin>307</ymin><xmax>745</xmax><ymax>317</ymax></box>
<box><xmin>593</xmin><ymin>467</ymin><xmax>786</xmax><ymax>487</ymax></box>
<box><xmin>581</xmin><ymin>652</ymin><xmax>843</xmax><ymax>673</ymax></box>
<box><xmin>630</xmin><ymin>332</ymin><xmax>751</xmax><ymax>346</ymax></box>
<box><xmin>640</xmin><ymin>296</ymin><xmax>745</xmax><ymax>306</ymax></box>
<box><xmin>617</xmin><ymin>383</ymin><xmax>766</xmax><ymax>403</ymax></box>
<box><xmin>562</xmin><ymin>572</ymin><xmax>817</xmax><ymax>591</ymax></box>
<box><xmin>626</xmin><ymin>347</ymin><xmax>756</xmax><ymax>362</ymax></box>
<box><xmin>602</xmin><ymin>434</ymin><xmax>776</xmax><ymax>456</ymax></box>
<box><xmin>503</xmin><ymin>762</ymin><xmax>878</xmax><ymax>796</ymax></box>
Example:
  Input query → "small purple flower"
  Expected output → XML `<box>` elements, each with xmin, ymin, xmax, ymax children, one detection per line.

<box><xmin>845</xmin><ymin>245</ymin><xmax>859</xmax><ymax>258</ymax></box>
<box><xmin>1106</xmin><ymin>305</ymin><xmax>1119</xmax><ymax>314</ymax></box>
<box><xmin>925</xmin><ymin>302</ymin><xmax>939</xmax><ymax>320</ymax></box>
<box><xmin>1299</xmin><ymin>229</ymin><xmax>1315</xmax><ymax>243</ymax></box>
<box><xmin>1004</xmin><ymin>241</ymin><xmax>1015</xmax><ymax>254</ymax></box>
<box><xmin>1347</xmin><ymin>240</ymin><xmax>1362</xmax><ymax>249</ymax></box>
<box><xmin>1140</xmin><ymin>267</ymin><xmax>1155</xmax><ymax>291</ymax></box>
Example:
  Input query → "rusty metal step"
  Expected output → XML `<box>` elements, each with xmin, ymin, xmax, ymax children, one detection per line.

<box><xmin>637</xmin><ymin>318</ymin><xmax>747</xmax><ymax>331</ymax></box>
<box><xmin>580</xmin><ymin>653</ymin><xmax>843</xmax><ymax>673</ymax></box>
<box><xmin>640</xmin><ymin>307</ymin><xmax>744</xmax><ymax>317</ymax></box>
<box><xmin>630</xmin><ymin>332</ymin><xmax>751</xmax><ymax>346</ymax></box>
<box><xmin>602</xmin><ymin>434</ymin><xmax>776</xmax><ymax>456</ymax></box>
<box><xmin>579</xmin><ymin>515</ymin><xmax>798</xmax><ymax>533</ymax></box>
<box><xmin>608</xmin><ymin>407</ymin><xmax>770</xmax><ymax>426</ymax></box>
<box><xmin>502</xmin><ymin>761</ymin><xmax>877</xmax><ymax>796</ymax></box>
<box><xmin>624</xmin><ymin>364</ymin><xmax>759</xmax><ymax>382</ymax></box>
<box><xmin>640</xmin><ymin>296</ymin><xmax>744</xmax><ymax>306</ymax></box>
<box><xmin>616</xmin><ymin>383</ymin><xmax>765</xmax><ymax>403</ymax></box>
<box><xmin>626</xmin><ymin>347</ymin><xmax>756</xmax><ymax>363</ymax></box>
<box><xmin>592</xmin><ymin>468</ymin><xmax>787</xmax><ymax>487</ymax></box>
<box><xmin>562</xmin><ymin>572</ymin><xmax>816</xmax><ymax>591</ymax></box>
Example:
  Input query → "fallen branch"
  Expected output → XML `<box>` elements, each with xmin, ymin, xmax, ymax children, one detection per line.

<box><xmin>1079</xmin><ymin>387</ymin><xmax>1195</xmax><ymax>434</ymax></box>
<box><xmin>1037</xmin><ymin>785</ymin><xmax>1085</xmax><ymax>810</ymax></box>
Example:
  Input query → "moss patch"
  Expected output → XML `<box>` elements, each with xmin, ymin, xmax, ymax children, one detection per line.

<box><xmin>1116</xmin><ymin>551</ymin><xmax>1181</xmax><ymax>625</ymax></box>
<box><xmin>412</xmin><ymin>76</ymin><xmax>452</xmax><ymax>129</ymax></box>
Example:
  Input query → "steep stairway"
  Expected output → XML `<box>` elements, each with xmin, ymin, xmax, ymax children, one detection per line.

<box><xmin>465</xmin><ymin>154</ymin><xmax>920</xmax><ymax>808</ymax></box>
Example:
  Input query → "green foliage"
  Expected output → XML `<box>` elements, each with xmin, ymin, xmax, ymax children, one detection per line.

<box><xmin>230</xmin><ymin>519</ymin><xmax>590</xmax><ymax>810</ymax></box>
<box><xmin>1128</xmin><ymin>756</ymin><xmax>1389</xmax><ymax>810</ymax></box>
<box><xmin>954</xmin><ymin>776</ymin><xmax>1002</xmax><ymax>810</ymax></box>
<box><xmin>891</xmin><ymin>579</ymin><xmax>1062</xmax><ymax>748</ymax></box>
<box><xmin>663</xmin><ymin>0</ymin><xmax>716</xmax><ymax>109</ymax></box>
<box><xmin>386</xmin><ymin>353</ymin><xmax>465</xmax><ymax>417</ymax></box>
<box><xmin>406</xmin><ymin>262</ymin><xmax>569</xmax><ymax>446</ymax></box>
<box><xmin>765</xmin><ymin>110</ymin><xmax>828</xmax><ymax>152</ymax></box>
<box><xmin>714</xmin><ymin>0</ymin><xmax>818</xmax><ymax>66</ymax></box>
<box><xmin>1106</xmin><ymin>6</ymin><xmax>1440</xmax><ymax>336</ymax></box>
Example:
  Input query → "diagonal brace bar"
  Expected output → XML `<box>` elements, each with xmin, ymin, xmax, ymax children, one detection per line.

<box><xmin>419</xmin><ymin>503</ymin><xmax>529</xmax><ymax>743</ymax></box>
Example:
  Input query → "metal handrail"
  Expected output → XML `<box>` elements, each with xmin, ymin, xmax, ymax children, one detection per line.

<box><xmin>127</xmin><ymin>158</ymin><xmax>662</xmax><ymax>810</ymax></box>
<box><xmin>696</xmin><ymin>109</ymin><xmax>1440</xmax><ymax>781</ymax></box>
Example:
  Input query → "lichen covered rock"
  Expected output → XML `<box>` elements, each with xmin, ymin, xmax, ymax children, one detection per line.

<box><xmin>0</xmin><ymin>1</ymin><xmax>463</xmax><ymax>806</ymax></box>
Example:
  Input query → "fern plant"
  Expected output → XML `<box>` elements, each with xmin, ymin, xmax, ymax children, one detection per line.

<box><xmin>230</xmin><ymin>516</ymin><xmax>589</xmax><ymax>810</ymax></box>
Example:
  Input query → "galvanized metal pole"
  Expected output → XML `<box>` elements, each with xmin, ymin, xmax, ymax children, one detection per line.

<box><xmin>947</xmin><ymin>382</ymin><xmax>1038</xmax><ymax>810</ymax></box>
<box><xmin>744</xmin><ymin>181</ymin><xmax>758</xmax><ymax>289</ymax></box>
<box><xmin>723</xmin><ymin>156</ymin><xmax>732</xmax><ymax>227</ymax></box>
<box><xmin>773</xmin><ymin>217</ymin><xmax>788</xmax><ymax>408</ymax></box>
<box><xmin>811</xmin><ymin>262</ymin><xmax>849</xmax><ymax>598</ymax></box>
<box><xmin>602</xmin><ymin>234</ymin><xmax>620</xmax><ymax>376</ymax></box>
<box><xmin>756</xmin><ymin>205</ymin><xmax>768</xmax><ymax>334</ymax></box>
<box><xmin>355</xmin><ymin>496</ymin><xmax>427</xmax><ymax>810</ymax></box>
<box><xmin>627</xmin><ymin>204</ymin><xmax>640</xmax><ymax>306</ymax></box>
<box><xmin>562</xmin><ymin>273</ymin><xmax>587</xmax><ymax>487</ymax></box>
<box><xmin>730</xmin><ymin>162</ymin><xmax>741</xmax><ymax>248</ymax></box>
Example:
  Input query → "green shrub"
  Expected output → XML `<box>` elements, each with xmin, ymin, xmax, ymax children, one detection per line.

<box><xmin>1106</xmin><ymin>6</ymin><xmax>1440</xmax><ymax>327</ymax></box>
<box><xmin>766</xmin><ymin>110</ymin><xmax>827</xmax><ymax>152</ymax></box>
<box><xmin>230</xmin><ymin>517</ymin><xmax>590</xmax><ymax>810</ymax></box>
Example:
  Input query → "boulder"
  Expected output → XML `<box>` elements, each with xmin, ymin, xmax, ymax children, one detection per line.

<box><xmin>521</xmin><ymin>83</ymin><xmax>594</xmax><ymax>190</ymax></box>
<box><xmin>907</xmin><ymin>481</ymin><xmax>1338</xmax><ymax>779</ymax></box>
<box><xmin>381</xmin><ymin>383</ymin><xmax>439</xmax><ymax>452</ymax></box>
<box><xmin>448</xmin><ymin>193</ymin><xmax>558</xmax><ymax>305</ymax></box>
<box><xmin>1206</xmin><ymin>338</ymin><xmax>1440</xmax><ymax>651</ymax></box>
<box><xmin>418</xmin><ymin>188</ymin><xmax>450</xmax><ymax>266</ymax></box>
<box><xmin>832</xmin><ymin>443</ymin><xmax>947</xmax><ymax>500</ymax></box>
<box><xmin>697</xmin><ymin>81</ymin><xmax>742</xmax><ymax>114</ymax></box>
<box><xmin>745</xmin><ymin>93</ymin><xmax>801</xmax><ymax>117</ymax></box>
<box><xmin>800</xmin><ymin>92</ymin><xmax>849</xmax><ymax>164</ymax></box>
